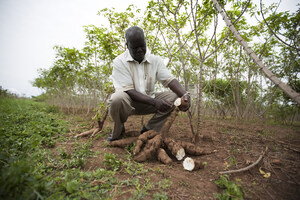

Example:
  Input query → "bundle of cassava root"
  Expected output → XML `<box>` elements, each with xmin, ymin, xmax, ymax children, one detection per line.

<box><xmin>107</xmin><ymin>97</ymin><xmax>215</xmax><ymax>171</ymax></box>
<box><xmin>108</xmin><ymin>131</ymin><xmax>214</xmax><ymax>169</ymax></box>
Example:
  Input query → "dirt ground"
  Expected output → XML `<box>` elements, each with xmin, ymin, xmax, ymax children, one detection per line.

<box><xmin>71</xmin><ymin>113</ymin><xmax>300</xmax><ymax>199</ymax></box>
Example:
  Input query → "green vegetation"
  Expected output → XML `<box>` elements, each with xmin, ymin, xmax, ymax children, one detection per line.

<box><xmin>0</xmin><ymin>97</ymin><xmax>173</xmax><ymax>199</ymax></box>
<box><xmin>32</xmin><ymin>0</ymin><xmax>299</xmax><ymax>125</ymax></box>
<box><xmin>0</xmin><ymin>97</ymin><xmax>69</xmax><ymax>199</ymax></box>
<box><xmin>215</xmin><ymin>175</ymin><xmax>244</xmax><ymax>200</ymax></box>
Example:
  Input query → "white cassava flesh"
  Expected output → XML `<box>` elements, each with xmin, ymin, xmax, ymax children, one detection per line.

<box><xmin>183</xmin><ymin>157</ymin><xmax>205</xmax><ymax>171</ymax></box>
<box><xmin>176</xmin><ymin>148</ymin><xmax>185</xmax><ymax>161</ymax></box>
<box><xmin>174</xmin><ymin>98</ymin><xmax>181</xmax><ymax>107</ymax></box>
<box><xmin>183</xmin><ymin>157</ymin><xmax>195</xmax><ymax>171</ymax></box>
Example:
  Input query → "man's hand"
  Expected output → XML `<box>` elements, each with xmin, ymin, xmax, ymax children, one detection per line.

<box><xmin>154</xmin><ymin>99</ymin><xmax>173</xmax><ymax>112</ymax></box>
<box><xmin>168</xmin><ymin>79</ymin><xmax>191</xmax><ymax>112</ymax></box>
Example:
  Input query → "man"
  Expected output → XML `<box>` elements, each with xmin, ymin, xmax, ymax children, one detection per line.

<box><xmin>107</xmin><ymin>26</ymin><xmax>190</xmax><ymax>141</ymax></box>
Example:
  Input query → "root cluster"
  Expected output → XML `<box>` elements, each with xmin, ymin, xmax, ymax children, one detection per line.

<box><xmin>108</xmin><ymin>130</ymin><xmax>216</xmax><ymax>171</ymax></box>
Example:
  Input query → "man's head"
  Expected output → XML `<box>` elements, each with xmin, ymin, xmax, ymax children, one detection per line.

<box><xmin>125</xmin><ymin>26</ymin><xmax>147</xmax><ymax>63</ymax></box>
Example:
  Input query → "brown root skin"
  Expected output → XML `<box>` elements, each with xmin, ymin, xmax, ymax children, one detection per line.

<box><xmin>91</xmin><ymin>127</ymin><xmax>101</xmax><ymax>137</ymax></box>
<box><xmin>75</xmin><ymin>128</ymin><xmax>95</xmax><ymax>138</ymax></box>
<box><xmin>133</xmin><ymin>130</ymin><xmax>159</xmax><ymax>155</ymax></box>
<box><xmin>138</xmin><ymin>130</ymin><xmax>159</xmax><ymax>142</ymax></box>
<box><xmin>178</xmin><ymin>97</ymin><xmax>189</xmax><ymax>111</ymax></box>
<box><xmin>134</xmin><ymin>135</ymin><xmax>162</xmax><ymax>162</ymax></box>
<box><xmin>179</xmin><ymin>141</ymin><xmax>215</xmax><ymax>156</ymax></box>
<box><xmin>107</xmin><ymin>137</ymin><xmax>137</xmax><ymax>148</ymax></box>
<box><xmin>144</xmin><ymin>134</ymin><xmax>162</xmax><ymax>149</ymax></box>
<box><xmin>183</xmin><ymin>157</ymin><xmax>206</xmax><ymax>171</ymax></box>
<box><xmin>159</xmin><ymin>108</ymin><xmax>179</xmax><ymax>137</ymax></box>
<box><xmin>163</xmin><ymin>137</ymin><xmax>185</xmax><ymax>161</ymax></box>
<box><xmin>157</xmin><ymin>148</ymin><xmax>172</xmax><ymax>164</ymax></box>
<box><xmin>133</xmin><ymin>140</ymin><xmax>144</xmax><ymax>155</ymax></box>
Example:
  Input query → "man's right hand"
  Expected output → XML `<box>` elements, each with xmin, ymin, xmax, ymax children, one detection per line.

<box><xmin>153</xmin><ymin>99</ymin><xmax>173</xmax><ymax>112</ymax></box>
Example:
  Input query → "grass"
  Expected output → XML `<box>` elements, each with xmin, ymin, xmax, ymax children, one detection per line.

<box><xmin>214</xmin><ymin>175</ymin><xmax>244</xmax><ymax>200</ymax></box>
<box><xmin>0</xmin><ymin>97</ymin><xmax>173</xmax><ymax>199</ymax></box>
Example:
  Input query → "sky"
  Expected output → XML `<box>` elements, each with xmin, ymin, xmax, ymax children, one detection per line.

<box><xmin>0</xmin><ymin>0</ymin><xmax>148</xmax><ymax>97</ymax></box>
<box><xmin>0</xmin><ymin>0</ymin><xmax>298</xmax><ymax>97</ymax></box>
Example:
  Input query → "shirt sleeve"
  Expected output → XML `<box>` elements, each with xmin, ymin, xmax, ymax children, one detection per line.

<box><xmin>112</xmin><ymin>59</ymin><xmax>134</xmax><ymax>92</ymax></box>
<box><xmin>156</xmin><ymin>57</ymin><xmax>175</xmax><ymax>87</ymax></box>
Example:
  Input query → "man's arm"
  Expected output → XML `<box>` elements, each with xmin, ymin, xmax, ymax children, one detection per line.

<box><xmin>125</xmin><ymin>90</ymin><xmax>172</xmax><ymax>112</ymax></box>
<box><xmin>125</xmin><ymin>79</ymin><xmax>190</xmax><ymax>112</ymax></box>
<box><xmin>167</xmin><ymin>79</ymin><xmax>186</xmax><ymax>97</ymax></box>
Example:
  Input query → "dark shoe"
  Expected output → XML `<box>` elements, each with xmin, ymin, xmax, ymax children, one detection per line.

<box><xmin>106</xmin><ymin>125</ymin><xmax>125</xmax><ymax>141</ymax></box>
<box><xmin>140</xmin><ymin>125</ymin><xmax>150</xmax><ymax>134</ymax></box>
<box><xmin>106</xmin><ymin>132</ymin><xmax>119</xmax><ymax>141</ymax></box>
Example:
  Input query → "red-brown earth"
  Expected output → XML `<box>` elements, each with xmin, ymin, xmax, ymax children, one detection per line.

<box><xmin>60</xmin><ymin>113</ymin><xmax>300</xmax><ymax>200</ymax></box>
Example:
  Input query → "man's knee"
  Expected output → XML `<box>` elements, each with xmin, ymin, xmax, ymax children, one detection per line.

<box><xmin>110</xmin><ymin>91</ymin><xmax>130</xmax><ymax>107</ymax></box>
<box><xmin>108</xmin><ymin>91</ymin><xmax>133</xmax><ymax>115</ymax></box>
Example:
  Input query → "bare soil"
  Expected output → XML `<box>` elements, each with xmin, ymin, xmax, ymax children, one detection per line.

<box><xmin>70</xmin><ymin>113</ymin><xmax>300</xmax><ymax>199</ymax></box>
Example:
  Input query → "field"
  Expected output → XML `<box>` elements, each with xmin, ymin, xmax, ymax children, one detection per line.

<box><xmin>0</xmin><ymin>97</ymin><xmax>299</xmax><ymax>200</ymax></box>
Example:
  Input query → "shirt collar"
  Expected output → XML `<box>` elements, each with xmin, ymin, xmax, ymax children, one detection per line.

<box><xmin>125</xmin><ymin>48</ymin><xmax>151</xmax><ymax>64</ymax></box>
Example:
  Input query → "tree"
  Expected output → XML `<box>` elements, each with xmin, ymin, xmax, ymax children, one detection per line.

<box><xmin>212</xmin><ymin>0</ymin><xmax>300</xmax><ymax>105</ymax></box>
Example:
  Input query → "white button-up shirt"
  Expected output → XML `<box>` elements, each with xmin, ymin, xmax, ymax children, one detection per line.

<box><xmin>112</xmin><ymin>49</ymin><xmax>175</xmax><ymax>98</ymax></box>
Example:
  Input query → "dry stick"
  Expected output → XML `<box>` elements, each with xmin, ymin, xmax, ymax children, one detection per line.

<box><xmin>75</xmin><ymin>108</ymin><xmax>109</xmax><ymax>138</ymax></box>
<box><xmin>91</xmin><ymin>108</ymin><xmax>109</xmax><ymax>137</ymax></box>
<box><xmin>219</xmin><ymin>147</ymin><xmax>268</xmax><ymax>175</ymax></box>
<box><xmin>97</xmin><ymin>108</ymin><xmax>108</xmax><ymax>131</ymax></box>
<box><xmin>75</xmin><ymin>128</ymin><xmax>95</xmax><ymax>138</ymax></box>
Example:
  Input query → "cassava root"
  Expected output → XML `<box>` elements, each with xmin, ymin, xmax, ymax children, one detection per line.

<box><xmin>157</xmin><ymin>148</ymin><xmax>172</xmax><ymax>164</ymax></box>
<box><xmin>134</xmin><ymin>135</ymin><xmax>163</xmax><ymax>162</ymax></box>
<box><xmin>179</xmin><ymin>141</ymin><xmax>217</xmax><ymax>155</ymax></box>
<box><xmin>183</xmin><ymin>157</ymin><xmax>206</xmax><ymax>171</ymax></box>
<box><xmin>107</xmin><ymin>137</ymin><xmax>137</xmax><ymax>148</ymax></box>
<box><xmin>163</xmin><ymin>137</ymin><xmax>185</xmax><ymax>161</ymax></box>
<box><xmin>133</xmin><ymin>130</ymin><xmax>159</xmax><ymax>155</ymax></box>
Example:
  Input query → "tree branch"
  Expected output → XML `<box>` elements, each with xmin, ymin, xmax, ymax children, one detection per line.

<box><xmin>219</xmin><ymin>147</ymin><xmax>268</xmax><ymax>174</ymax></box>
<box><xmin>260</xmin><ymin>0</ymin><xmax>300</xmax><ymax>51</ymax></box>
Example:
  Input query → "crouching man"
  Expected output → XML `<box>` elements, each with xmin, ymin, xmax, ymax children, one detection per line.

<box><xmin>107</xmin><ymin>26</ymin><xmax>190</xmax><ymax>141</ymax></box>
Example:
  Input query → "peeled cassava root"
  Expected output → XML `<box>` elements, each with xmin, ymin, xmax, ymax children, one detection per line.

<box><xmin>163</xmin><ymin>137</ymin><xmax>185</xmax><ymax>161</ymax></box>
<box><xmin>183</xmin><ymin>157</ymin><xmax>206</xmax><ymax>171</ymax></box>
<box><xmin>174</xmin><ymin>97</ymin><xmax>189</xmax><ymax>111</ymax></box>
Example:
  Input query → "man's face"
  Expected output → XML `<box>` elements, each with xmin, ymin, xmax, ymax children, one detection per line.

<box><xmin>127</xmin><ymin>37</ymin><xmax>147</xmax><ymax>63</ymax></box>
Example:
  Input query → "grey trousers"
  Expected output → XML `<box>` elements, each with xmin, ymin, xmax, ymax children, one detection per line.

<box><xmin>107</xmin><ymin>91</ymin><xmax>178</xmax><ymax>139</ymax></box>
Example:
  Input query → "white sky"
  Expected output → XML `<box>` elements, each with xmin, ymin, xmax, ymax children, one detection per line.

<box><xmin>0</xmin><ymin>0</ymin><xmax>298</xmax><ymax>97</ymax></box>
<box><xmin>0</xmin><ymin>0</ymin><xmax>148</xmax><ymax>97</ymax></box>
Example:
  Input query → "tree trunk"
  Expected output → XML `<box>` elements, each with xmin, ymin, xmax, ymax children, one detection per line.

<box><xmin>212</xmin><ymin>0</ymin><xmax>300</xmax><ymax>105</ymax></box>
